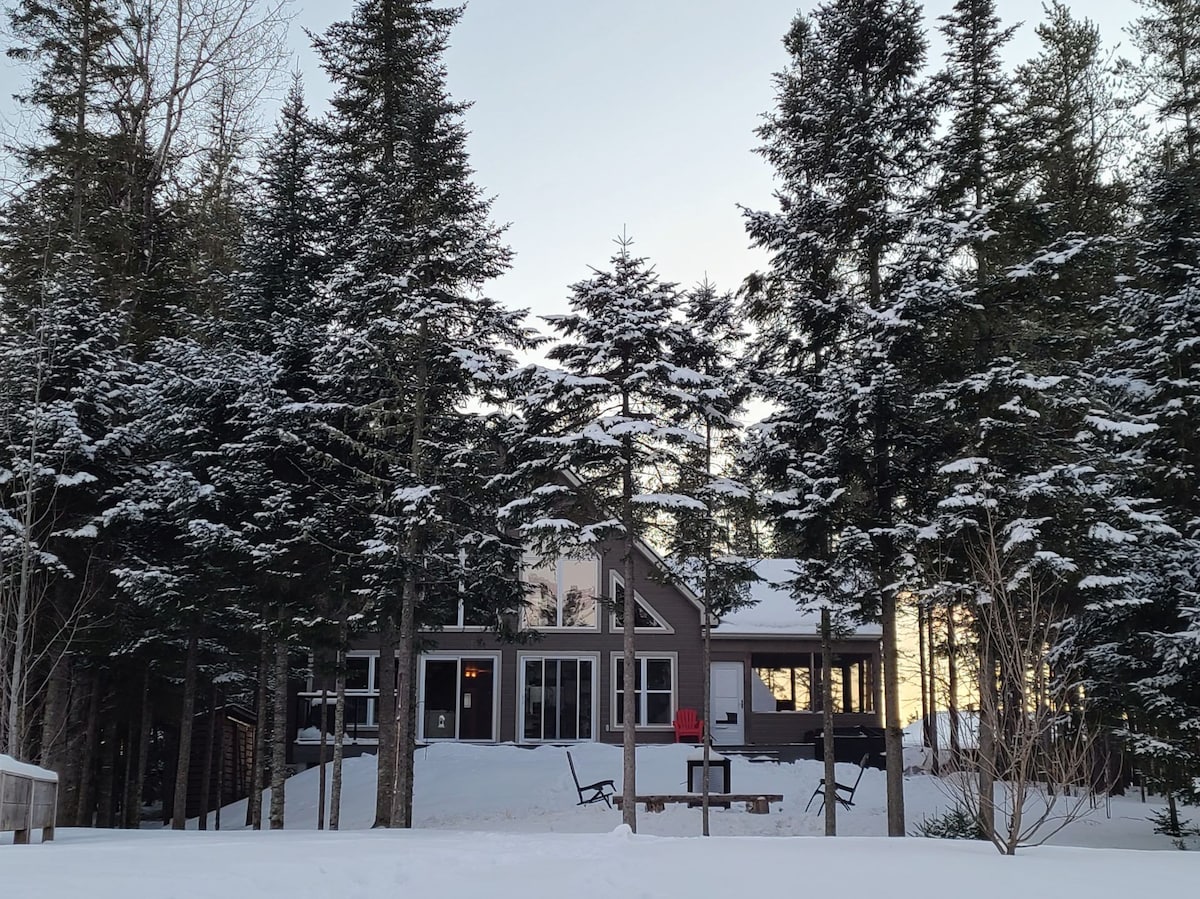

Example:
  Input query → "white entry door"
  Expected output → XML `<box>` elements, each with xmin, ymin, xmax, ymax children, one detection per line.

<box><xmin>709</xmin><ymin>662</ymin><xmax>745</xmax><ymax>745</ymax></box>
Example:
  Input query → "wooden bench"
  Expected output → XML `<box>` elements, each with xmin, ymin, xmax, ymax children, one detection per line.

<box><xmin>1</xmin><ymin>757</ymin><xmax>58</xmax><ymax>844</ymax></box>
<box><xmin>614</xmin><ymin>793</ymin><xmax>783</xmax><ymax>814</ymax></box>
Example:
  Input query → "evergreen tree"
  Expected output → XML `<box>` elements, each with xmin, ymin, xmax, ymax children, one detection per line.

<box><xmin>505</xmin><ymin>237</ymin><xmax>728</xmax><ymax>831</ymax></box>
<box><xmin>313</xmin><ymin>0</ymin><xmax>531</xmax><ymax>828</ymax></box>
<box><xmin>742</xmin><ymin>0</ymin><xmax>935</xmax><ymax>836</ymax></box>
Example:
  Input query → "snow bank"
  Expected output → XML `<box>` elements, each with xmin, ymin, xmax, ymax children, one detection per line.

<box><xmin>212</xmin><ymin>742</ymin><xmax>1173</xmax><ymax>850</ymax></box>
<box><xmin>3</xmin><ymin>827</ymin><xmax>1197</xmax><ymax>899</ymax></box>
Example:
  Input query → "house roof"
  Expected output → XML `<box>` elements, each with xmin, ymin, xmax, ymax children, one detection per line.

<box><xmin>712</xmin><ymin>558</ymin><xmax>882</xmax><ymax>639</ymax></box>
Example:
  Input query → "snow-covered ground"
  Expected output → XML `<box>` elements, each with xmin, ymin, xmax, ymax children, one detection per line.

<box><xmin>5</xmin><ymin>743</ymin><xmax>1197</xmax><ymax>898</ymax></box>
<box><xmin>225</xmin><ymin>742</ymin><xmax>1176</xmax><ymax>849</ymax></box>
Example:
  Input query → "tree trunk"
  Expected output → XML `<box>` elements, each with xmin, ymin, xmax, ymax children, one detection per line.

<box><xmin>317</xmin><ymin>688</ymin><xmax>327</xmax><ymax>829</ymax></box>
<box><xmin>918</xmin><ymin>604</ymin><xmax>930</xmax><ymax>753</ymax></box>
<box><xmin>94</xmin><ymin>710</ymin><xmax>117</xmax><ymax>828</ymax></box>
<box><xmin>77</xmin><ymin>672</ymin><xmax>102</xmax><ymax>826</ymax></box>
<box><xmin>248</xmin><ymin>624</ymin><xmax>269</xmax><ymax>828</ymax></box>
<box><xmin>39</xmin><ymin>645</ymin><xmax>70</xmax><ymax>774</ymax></box>
<box><xmin>946</xmin><ymin>603</ymin><xmax>961</xmax><ymax>763</ymax></box>
<box><xmin>620</xmin><ymin>416</ymin><xmax>638</xmax><ymax>832</ymax></box>
<box><xmin>373</xmin><ymin>614</ymin><xmax>397</xmax><ymax>828</ymax></box>
<box><xmin>392</xmin><ymin>573</ymin><xmax>418</xmax><ymax>828</ymax></box>
<box><xmin>331</xmin><ymin>647</ymin><xmax>346</xmax><ymax>831</ymax></box>
<box><xmin>881</xmin><ymin>587</ymin><xmax>906</xmax><ymax>836</ymax></box>
<box><xmin>171</xmin><ymin>633</ymin><xmax>199</xmax><ymax>830</ymax></box>
<box><xmin>822</xmin><ymin>608</ymin><xmax>837</xmax><ymax>836</ymax></box>
<box><xmin>198</xmin><ymin>683</ymin><xmax>219</xmax><ymax>830</ymax></box>
<box><xmin>269</xmin><ymin>636</ymin><xmax>288</xmax><ymax>830</ymax></box>
<box><xmin>125</xmin><ymin>668</ymin><xmax>152</xmax><ymax>829</ymax></box>
<box><xmin>927</xmin><ymin>608</ymin><xmax>939</xmax><ymax>776</ymax></box>
<box><xmin>393</xmin><ymin>324</ymin><xmax>429</xmax><ymax>830</ymax></box>
<box><xmin>978</xmin><ymin>635</ymin><xmax>996</xmax><ymax>837</ymax></box>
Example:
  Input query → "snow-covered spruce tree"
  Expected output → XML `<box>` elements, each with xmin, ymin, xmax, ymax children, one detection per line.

<box><xmin>0</xmin><ymin>251</ymin><xmax>126</xmax><ymax>762</ymax></box>
<box><xmin>503</xmin><ymin>237</ymin><xmax>725</xmax><ymax>832</ymax></box>
<box><xmin>742</xmin><ymin>0</ymin><xmax>935</xmax><ymax>837</ymax></box>
<box><xmin>1086</xmin><ymin>0</ymin><xmax>1200</xmax><ymax>814</ymax></box>
<box><xmin>313</xmin><ymin>0</ymin><xmax>532</xmax><ymax>829</ymax></box>
<box><xmin>916</xmin><ymin>2</ymin><xmax>1157</xmax><ymax>841</ymax></box>
<box><xmin>666</xmin><ymin>280</ymin><xmax>757</xmax><ymax>836</ymax></box>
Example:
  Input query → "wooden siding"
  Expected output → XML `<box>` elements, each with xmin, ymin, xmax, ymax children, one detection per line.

<box><xmin>318</xmin><ymin>542</ymin><xmax>884</xmax><ymax>748</ymax></box>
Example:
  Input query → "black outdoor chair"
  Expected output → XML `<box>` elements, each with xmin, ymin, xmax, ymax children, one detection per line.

<box><xmin>805</xmin><ymin>753</ymin><xmax>869</xmax><ymax>814</ymax></box>
<box><xmin>567</xmin><ymin>750</ymin><xmax>615</xmax><ymax>808</ymax></box>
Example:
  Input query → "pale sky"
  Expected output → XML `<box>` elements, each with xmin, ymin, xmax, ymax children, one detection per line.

<box><xmin>288</xmin><ymin>0</ymin><xmax>1142</xmax><ymax>324</ymax></box>
<box><xmin>0</xmin><ymin>1</ymin><xmax>1142</xmax><ymax>325</ymax></box>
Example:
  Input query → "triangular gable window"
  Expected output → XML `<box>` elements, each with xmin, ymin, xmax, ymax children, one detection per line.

<box><xmin>610</xmin><ymin>572</ymin><xmax>673</xmax><ymax>633</ymax></box>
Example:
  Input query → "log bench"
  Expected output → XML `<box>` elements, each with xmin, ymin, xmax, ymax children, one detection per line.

<box><xmin>613</xmin><ymin>794</ymin><xmax>783</xmax><ymax>814</ymax></box>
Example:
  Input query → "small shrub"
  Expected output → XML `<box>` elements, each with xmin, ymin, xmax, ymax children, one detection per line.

<box><xmin>1149</xmin><ymin>808</ymin><xmax>1200</xmax><ymax>850</ymax></box>
<box><xmin>912</xmin><ymin>804</ymin><xmax>988</xmax><ymax>840</ymax></box>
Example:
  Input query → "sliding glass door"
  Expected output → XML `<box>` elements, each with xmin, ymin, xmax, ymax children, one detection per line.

<box><xmin>521</xmin><ymin>656</ymin><xmax>596</xmax><ymax>742</ymax></box>
<box><xmin>420</xmin><ymin>656</ymin><xmax>497</xmax><ymax>741</ymax></box>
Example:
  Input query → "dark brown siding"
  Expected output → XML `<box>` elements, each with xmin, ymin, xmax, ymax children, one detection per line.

<box><xmin>321</xmin><ymin>547</ymin><xmax>883</xmax><ymax>748</ymax></box>
<box><xmin>339</xmin><ymin>540</ymin><xmax>706</xmax><ymax>745</ymax></box>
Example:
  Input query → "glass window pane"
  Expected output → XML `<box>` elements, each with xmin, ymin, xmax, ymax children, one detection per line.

<box><xmin>646</xmin><ymin>693</ymin><xmax>672</xmax><ymax>725</ymax></box>
<box><xmin>579</xmin><ymin>661</ymin><xmax>592</xmax><ymax>739</ymax></box>
<box><xmin>345</xmin><ymin>657</ymin><xmax>370</xmax><ymax>691</ymax></box>
<box><xmin>646</xmin><ymin>659</ymin><xmax>672</xmax><ymax>691</ymax></box>
<box><xmin>524</xmin><ymin>660</ymin><xmax>544</xmax><ymax>741</ymax></box>
<box><xmin>559</xmin><ymin>557</ymin><xmax>597</xmax><ymax>627</ymax></box>
<box><xmin>522</xmin><ymin>561</ymin><xmax>558</xmax><ymax>627</ymax></box>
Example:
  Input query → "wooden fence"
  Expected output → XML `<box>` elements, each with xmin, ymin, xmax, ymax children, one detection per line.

<box><xmin>0</xmin><ymin>762</ymin><xmax>57</xmax><ymax>844</ymax></box>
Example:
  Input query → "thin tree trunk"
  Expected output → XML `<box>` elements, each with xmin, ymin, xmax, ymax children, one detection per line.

<box><xmin>331</xmin><ymin>643</ymin><xmax>346</xmax><ymax>831</ymax></box>
<box><xmin>95</xmin><ymin>711</ymin><xmax>117</xmax><ymax>827</ymax></box>
<box><xmin>881</xmin><ymin>587</ymin><xmax>906</xmax><ymax>836</ymax></box>
<box><xmin>701</xmin><ymin>426</ymin><xmax>714</xmax><ymax>837</ymax></box>
<box><xmin>126</xmin><ymin>668</ymin><xmax>152</xmax><ymax>829</ymax></box>
<box><xmin>822</xmin><ymin>608</ymin><xmax>837</xmax><ymax>836</ymax></box>
<box><xmin>248</xmin><ymin>624</ymin><xmax>269</xmax><ymax>828</ymax></box>
<box><xmin>978</xmin><ymin>635</ymin><xmax>996</xmax><ymax>837</ymax></box>
<box><xmin>214</xmin><ymin>699</ymin><xmax>226</xmax><ymax>831</ymax></box>
<box><xmin>317</xmin><ymin>688</ymin><xmax>327</xmax><ymax>829</ymax></box>
<box><xmin>198</xmin><ymin>683</ymin><xmax>218</xmax><ymax>830</ymax></box>
<box><xmin>373</xmin><ymin>614</ymin><xmax>397</xmax><ymax>828</ymax></box>
<box><xmin>918</xmin><ymin>604</ymin><xmax>930</xmax><ymax>753</ymax></box>
<box><xmin>393</xmin><ymin>325</ymin><xmax>429</xmax><ymax>830</ymax></box>
<box><xmin>947</xmin><ymin>603</ymin><xmax>961</xmax><ymax>763</ymax></box>
<box><xmin>171</xmin><ymin>632</ymin><xmax>198</xmax><ymax>830</ymax></box>
<box><xmin>927</xmin><ymin>608</ymin><xmax>940</xmax><ymax>777</ymax></box>
<box><xmin>269</xmin><ymin>635</ymin><xmax>288</xmax><ymax>830</ymax></box>
<box><xmin>392</xmin><ymin>573</ymin><xmax>418</xmax><ymax>828</ymax></box>
<box><xmin>620</xmin><ymin>410</ymin><xmax>638</xmax><ymax>832</ymax></box>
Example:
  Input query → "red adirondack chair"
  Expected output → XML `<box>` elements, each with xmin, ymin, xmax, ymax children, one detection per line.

<box><xmin>673</xmin><ymin>708</ymin><xmax>704</xmax><ymax>743</ymax></box>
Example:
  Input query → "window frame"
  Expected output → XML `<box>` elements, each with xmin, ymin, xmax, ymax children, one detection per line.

<box><xmin>416</xmin><ymin>651</ymin><xmax>503</xmax><ymax>743</ymax></box>
<box><xmin>519</xmin><ymin>553</ymin><xmax>602</xmax><ymax>631</ymax></box>
<box><xmin>516</xmin><ymin>652</ymin><xmax>600</xmax><ymax>744</ymax></box>
<box><xmin>607</xmin><ymin>571</ymin><xmax>674</xmax><ymax>634</ymax></box>
<box><xmin>609</xmin><ymin>652</ymin><xmax>678</xmax><ymax>731</ymax></box>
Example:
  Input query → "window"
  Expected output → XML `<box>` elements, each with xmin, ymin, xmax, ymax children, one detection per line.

<box><xmin>343</xmin><ymin>653</ymin><xmax>379</xmax><ymax>727</ymax></box>
<box><xmin>520</xmin><ymin>555</ymin><xmax>599</xmax><ymax>629</ymax></box>
<box><xmin>609</xmin><ymin>573</ymin><xmax>672</xmax><ymax>632</ymax></box>
<box><xmin>521</xmin><ymin>656</ymin><xmax>596</xmax><ymax>741</ymax></box>
<box><xmin>419</xmin><ymin>655</ymin><xmax>498</xmax><ymax>741</ymax></box>
<box><xmin>613</xmin><ymin>655</ymin><xmax>676</xmax><ymax>727</ymax></box>
<box><xmin>751</xmin><ymin>652</ymin><xmax>875</xmax><ymax>713</ymax></box>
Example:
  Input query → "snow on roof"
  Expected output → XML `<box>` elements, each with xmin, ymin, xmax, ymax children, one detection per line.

<box><xmin>0</xmin><ymin>754</ymin><xmax>58</xmax><ymax>781</ymax></box>
<box><xmin>712</xmin><ymin>559</ymin><xmax>882</xmax><ymax>638</ymax></box>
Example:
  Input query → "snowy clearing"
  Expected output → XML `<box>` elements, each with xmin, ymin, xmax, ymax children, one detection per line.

<box><xmin>5</xmin><ymin>744</ymin><xmax>1198</xmax><ymax>897</ymax></box>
